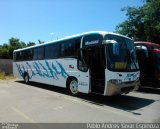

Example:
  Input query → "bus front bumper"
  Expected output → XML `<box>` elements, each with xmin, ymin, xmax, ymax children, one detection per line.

<box><xmin>104</xmin><ymin>80</ymin><xmax>140</xmax><ymax>96</ymax></box>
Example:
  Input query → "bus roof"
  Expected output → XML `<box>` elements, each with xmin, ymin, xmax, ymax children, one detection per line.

<box><xmin>152</xmin><ymin>49</ymin><xmax>160</xmax><ymax>53</ymax></box>
<box><xmin>134</xmin><ymin>41</ymin><xmax>160</xmax><ymax>50</ymax></box>
<box><xmin>134</xmin><ymin>41</ymin><xmax>160</xmax><ymax>46</ymax></box>
<box><xmin>14</xmin><ymin>31</ymin><xmax>132</xmax><ymax>52</ymax></box>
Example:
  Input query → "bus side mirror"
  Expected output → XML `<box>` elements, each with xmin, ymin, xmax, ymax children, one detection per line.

<box><xmin>77</xmin><ymin>49</ymin><xmax>88</xmax><ymax>72</ymax></box>
<box><xmin>105</xmin><ymin>40</ymin><xmax>117</xmax><ymax>44</ymax></box>
<box><xmin>112</xmin><ymin>43</ymin><xmax>119</xmax><ymax>55</ymax></box>
<box><xmin>105</xmin><ymin>40</ymin><xmax>119</xmax><ymax>55</ymax></box>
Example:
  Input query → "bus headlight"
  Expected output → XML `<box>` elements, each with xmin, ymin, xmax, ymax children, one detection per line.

<box><xmin>109</xmin><ymin>79</ymin><xmax>122</xmax><ymax>85</ymax></box>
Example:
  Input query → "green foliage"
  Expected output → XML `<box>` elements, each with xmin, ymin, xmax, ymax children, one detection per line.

<box><xmin>38</xmin><ymin>40</ymin><xmax>45</xmax><ymax>44</ymax></box>
<box><xmin>0</xmin><ymin>72</ymin><xmax>15</xmax><ymax>80</ymax></box>
<box><xmin>27</xmin><ymin>42</ymin><xmax>36</xmax><ymax>47</ymax></box>
<box><xmin>0</xmin><ymin>38</ymin><xmax>36</xmax><ymax>59</ymax></box>
<box><xmin>0</xmin><ymin>72</ymin><xmax>5</xmax><ymax>80</ymax></box>
<box><xmin>8</xmin><ymin>38</ymin><xmax>27</xmax><ymax>58</ymax></box>
<box><xmin>0</xmin><ymin>48</ymin><xmax>9</xmax><ymax>58</ymax></box>
<box><xmin>116</xmin><ymin>0</ymin><xmax>160</xmax><ymax>44</ymax></box>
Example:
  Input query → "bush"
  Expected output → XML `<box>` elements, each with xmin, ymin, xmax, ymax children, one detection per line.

<box><xmin>0</xmin><ymin>72</ymin><xmax>15</xmax><ymax>80</ymax></box>
<box><xmin>0</xmin><ymin>72</ymin><xmax>6</xmax><ymax>80</ymax></box>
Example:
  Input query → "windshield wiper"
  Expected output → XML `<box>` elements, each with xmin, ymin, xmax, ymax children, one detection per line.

<box><xmin>124</xmin><ymin>49</ymin><xmax>137</xmax><ymax>70</ymax></box>
<box><xmin>128</xmin><ymin>49</ymin><xmax>138</xmax><ymax>70</ymax></box>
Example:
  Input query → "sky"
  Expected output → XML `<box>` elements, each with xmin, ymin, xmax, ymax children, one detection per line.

<box><xmin>0</xmin><ymin>0</ymin><xmax>144</xmax><ymax>45</ymax></box>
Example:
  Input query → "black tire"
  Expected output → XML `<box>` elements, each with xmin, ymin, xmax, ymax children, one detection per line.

<box><xmin>24</xmin><ymin>74</ymin><xmax>29</xmax><ymax>84</ymax></box>
<box><xmin>155</xmin><ymin>80</ymin><xmax>160</xmax><ymax>88</ymax></box>
<box><xmin>137</xmin><ymin>84</ymin><xmax>143</xmax><ymax>91</ymax></box>
<box><xmin>68</xmin><ymin>79</ymin><xmax>78</xmax><ymax>95</ymax></box>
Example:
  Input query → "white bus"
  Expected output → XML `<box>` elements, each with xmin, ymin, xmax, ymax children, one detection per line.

<box><xmin>13</xmin><ymin>31</ymin><xmax>139</xmax><ymax>96</ymax></box>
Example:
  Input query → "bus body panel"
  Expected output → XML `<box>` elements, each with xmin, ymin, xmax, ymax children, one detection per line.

<box><xmin>77</xmin><ymin>70</ymin><xmax>90</xmax><ymax>93</ymax></box>
<box><xmin>13</xmin><ymin>58</ymin><xmax>90</xmax><ymax>93</ymax></box>
<box><xmin>13</xmin><ymin>59</ymin><xmax>71</xmax><ymax>87</ymax></box>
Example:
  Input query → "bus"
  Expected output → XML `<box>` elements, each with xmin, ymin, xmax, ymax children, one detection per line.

<box><xmin>135</xmin><ymin>41</ymin><xmax>160</xmax><ymax>87</ymax></box>
<box><xmin>13</xmin><ymin>31</ymin><xmax>139</xmax><ymax>96</ymax></box>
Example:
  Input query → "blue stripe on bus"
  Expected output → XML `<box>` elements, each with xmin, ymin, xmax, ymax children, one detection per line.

<box><xmin>16</xmin><ymin>60</ymin><xmax>69</xmax><ymax>80</ymax></box>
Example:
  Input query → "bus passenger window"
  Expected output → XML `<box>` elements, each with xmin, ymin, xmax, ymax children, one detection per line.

<box><xmin>45</xmin><ymin>44</ymin><xmax>59</xmax><ymax>59</ymax></box>
<box><xmin>33</xmin><ymin>47</ymin><xmax>44</xmax><ymax>60</ymax></box>
<box><xmin>60</xmin><ymin>41</ymin><xmax>75</xmax><ymax>57</ymax></box>
<box><xmin>74</xmin><ymin>39</ymin><xmax>81</xmax><ymax>57</ymax></box>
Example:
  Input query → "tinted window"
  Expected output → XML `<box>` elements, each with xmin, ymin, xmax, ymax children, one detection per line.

<box><xmin>135</xmin><ymin>45</ymin><xmax>149</xmax><ymax>58</ymax></box>
<box><xmin>152</xmin><ymin>45</ymin><xmax>160</xmax><ymax>50</ymax></box>
<box><xmin>60</xmin><ymin>41</ymin><xmax>74</xmax><ymax>57</ymax></box>
<box><xmin>60</xmin><ymin>38</ymin><xmax>80</xmax><ymax>57</ymax></box>
<box><xmin>155</xmin><ymin>52</ymin><xmax>160</xmax><ymax>72</ymax></box>
<box><xmin>13</xmin><ymin>52</ymin><xmax>16</xmax><ymax>61</ymax></box>
<box><xmin>14</xmin><ymin>38</ymin><xmax>81</xmax><ymax>61</ymax></box>
<box><xmin>33</xmin><ymin>47</ymin><xmax>44</xmax><ymax>60</ymax></box>
<box><xmin>14</xmin><ymin>49</ymin><xmax>33</xmax><ymax>61</ymax></box>
<box><xmin>15</xmin><ymin>51</ymin><xmax>23</xmax><ymax>61</ymax></box>
<box><xmin>23</xmin><ymin>49</ymin><xmax>33</xmax><ymax>60</ymax></box>
<box><xmin>106</xmin><ymin>34</ymin><xmax>138</xmax><ymax>71</ymax></box>
<box><xmin>74</xmin><ymin>38</ymin><xmax>81</xmax><ymax>56</ymax></box>
<box><xmin>106</xmin><ymin>34</ymin><xmax>127</xmax><ymax>49</ymax></box>
<box><xmin>45</xmin><ymin>43</ymin><xmax>59</xmax><ymax>59</ymax></box>
<box><xmin>19</xmin><ymin>52</ymin><xmax>23</xmax><ymax>61</ymax></box>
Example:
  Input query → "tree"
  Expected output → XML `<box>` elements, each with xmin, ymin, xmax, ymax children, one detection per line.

<box><xmin>0</xmin><ymin>38</ymin><xmax>27</xmax><ymax>59</ymax></box>
<box><xmin>0</xmin><ymin>47</ymin><xmax>9</xmax><ymax>58</ymax></box>
<box><xmin>27</xmin><ymin>42</ymin><xmax>36</xmax><ymax>47</ymax></box>
<box><xmin>8</xmin><ymin>38</ymin><xmax>27</xmax><ymax>58</ymax></box>
<box><xmin>9</xmin><ymin>37</ymin><xmax>26</xmax><ymax>49</ymax></box>
<box><xmin>38</xmin><ymin>40</ymin><xmax>45</xmax><ymax>44</ymax></box>
<box><xmin>116</xmin><ymin>0</ymin><xmax>160</xmax><ymax>44</ymax></box>
<box><xmin>0</xmin><ymin>37</ymin><xmax>45</xmax><ymax>59</ymax></box>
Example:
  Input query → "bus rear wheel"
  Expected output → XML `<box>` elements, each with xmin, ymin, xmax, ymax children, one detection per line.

<box><xmin>24</xmin><ymin>74</ymin><xmax>29</xmax><ymax>84</ymax></box>
<box><xmin>68</xmin><ymin>79</ymin><xmax>78</xmax><ymax>95</ymax></box>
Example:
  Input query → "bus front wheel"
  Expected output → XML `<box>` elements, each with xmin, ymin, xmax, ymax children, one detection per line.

<box><xmin>68</xmin><ymin>79</ymin><xmax>78</xmax><ymax>95</ymax></box>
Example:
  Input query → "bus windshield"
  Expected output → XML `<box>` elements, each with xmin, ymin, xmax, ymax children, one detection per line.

<box><xmin>105</xmin><ymin>34</ymin><xmax>139</xmax><ymax>72</ymax></box>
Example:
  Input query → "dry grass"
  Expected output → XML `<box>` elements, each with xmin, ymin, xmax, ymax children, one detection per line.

<box><xmin>0</xmin><ymin>72</ymin><xmax>16</xmax><ymax>80</ymax></box>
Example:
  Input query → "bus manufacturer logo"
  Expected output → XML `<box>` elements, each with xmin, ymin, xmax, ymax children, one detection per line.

<box><xmin>79</xmin><ymin>81</ymin><xmax>88</xmax><ymax>86</ymax></box>
<box><xmin>85</xmin><ymin>40</ymin><xmax>99</xmax><ymax>45</ymax></box>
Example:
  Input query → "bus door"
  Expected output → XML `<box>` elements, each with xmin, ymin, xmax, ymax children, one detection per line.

<box><xmin>86</xmin><ymin>45</ymin><xmax>106</xmax><ymax>94</ymax></box>
<box><xmin>77</xmin><ymin>46</ymin><xmax>106</xmax><ymax>94</ymax></box>
<box><xmin>78</xmin><ymin>45</ymin><xmax>106</xmax><ymax>94</ymax></box>
<box><xmin>77</xmin><ymin>49</ymin><xmax>90</xmax><ymax>93</ymax></box>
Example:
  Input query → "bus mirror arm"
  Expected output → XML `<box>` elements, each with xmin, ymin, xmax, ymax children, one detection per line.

<box><xmin>105</xmin><ymin>40</ymin><xmax>117</xmax><ymax>44</ymax></box>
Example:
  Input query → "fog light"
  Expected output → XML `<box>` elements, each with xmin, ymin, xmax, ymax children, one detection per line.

<box><xmin>109</xmin><ymin>79</ymin><xmax>122</xmax><ymax>85</ymax></box>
